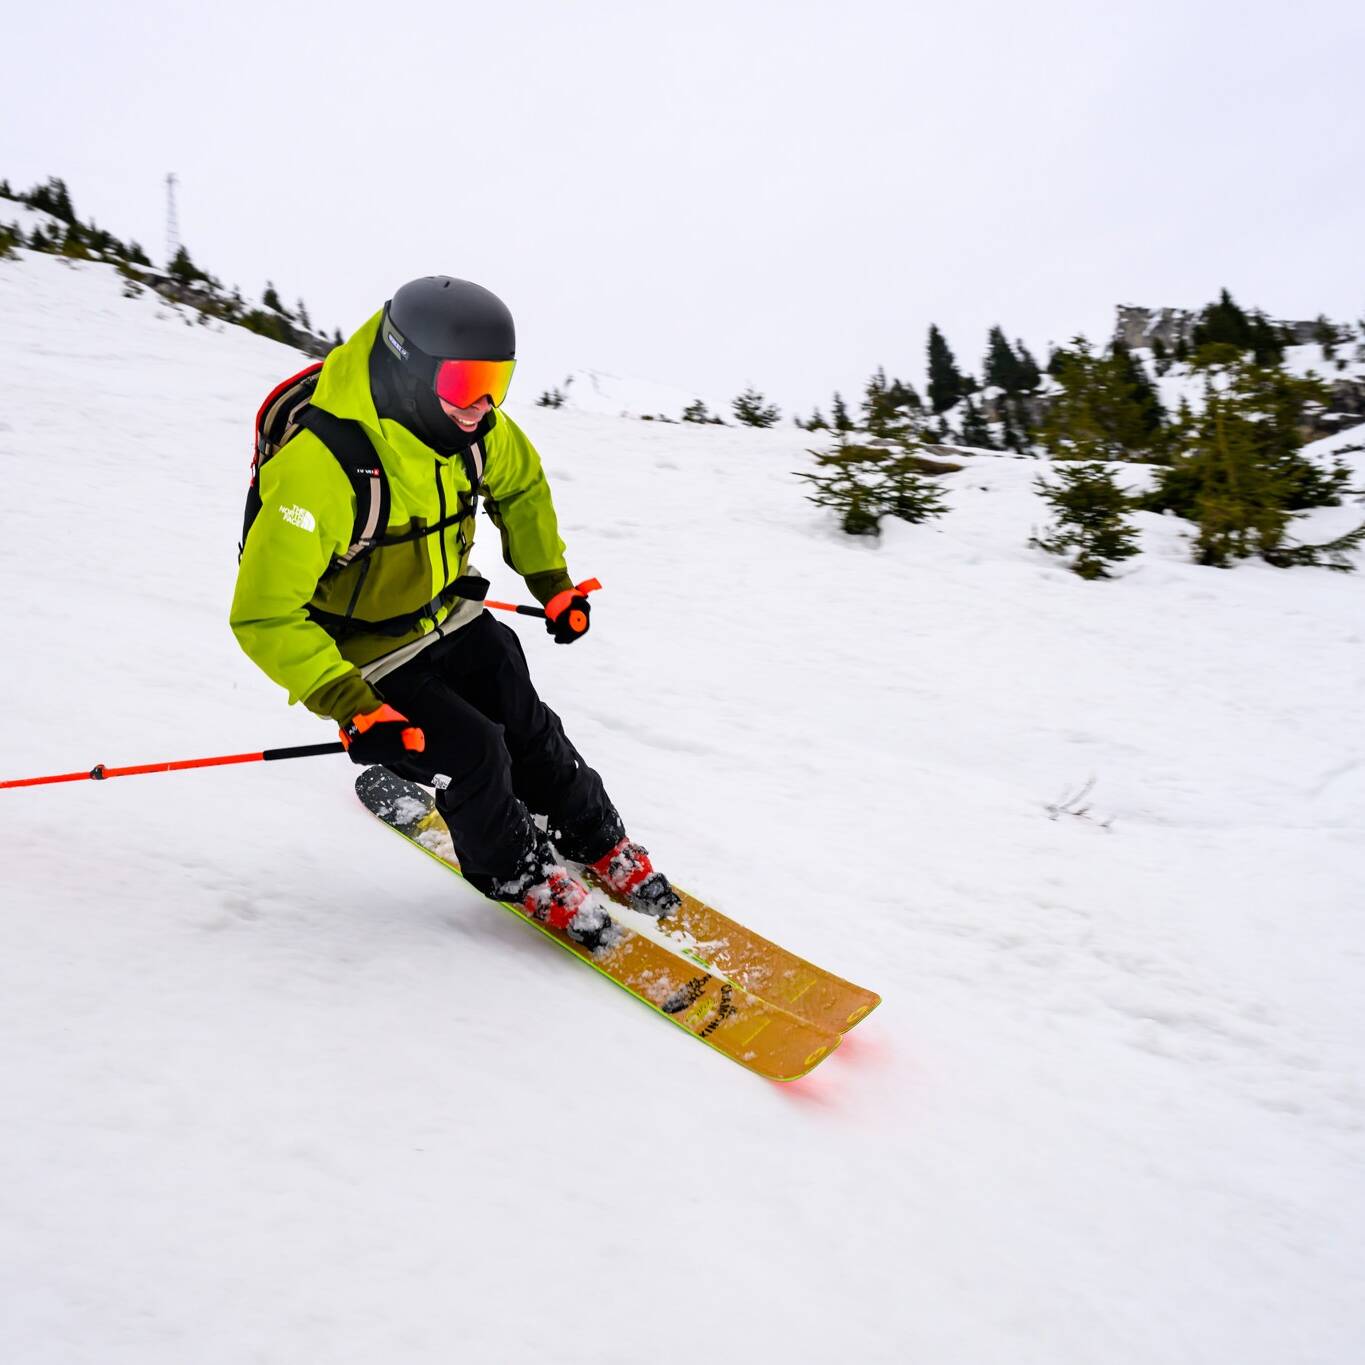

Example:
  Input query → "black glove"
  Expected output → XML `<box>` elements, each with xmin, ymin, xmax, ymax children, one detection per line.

<box><xmin>339</xmin><ymin>704</ymin><xmax>427</xmax><ymax>766</ymax></box>
<box><xmin>544</xmin><ymin>591</ymin><xmax>591</xmax><ymax>644</ymax></box>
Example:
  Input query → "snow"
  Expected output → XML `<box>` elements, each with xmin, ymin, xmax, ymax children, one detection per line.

<box><xmin>1144</xmin><ymin>339</ymin><xmax>1365</xmax><ymax>423</ymax></box>
<box><xmin>534</xmin><ymin>364</ymin><xmax>732</xmax><ymax>423</ymax></box>
<box><xmin>0</xmin><ymin>200</ymin><xmax>64</xmax><ymax>240</ymax></box>
<box><xmin>2</xmin><ymin>246</ymin><xmax>1364</xmax><ymax>1364</ymax></box>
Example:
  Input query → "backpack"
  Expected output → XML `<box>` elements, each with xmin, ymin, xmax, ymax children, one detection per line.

<box><xmin>240</xmin><ymin>362</ymin><xmax>487</xmax><ymax>573</ymax></box>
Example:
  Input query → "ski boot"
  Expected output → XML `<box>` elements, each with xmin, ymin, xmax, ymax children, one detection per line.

<box><xmin>496</xmin><ymin>847</ymin><xmax>616</xmax><ymax>951</ymax></box>
<box><xmin>587</xmin><ymin>837</ymin><xmax>682</xmax><ymax>919</ymax></box>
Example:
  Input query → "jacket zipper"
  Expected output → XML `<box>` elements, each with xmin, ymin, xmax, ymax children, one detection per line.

<box><xmin>434</xmin><ymin>459</ymin><xmax>451</xmax><ymax>587</ymax></box>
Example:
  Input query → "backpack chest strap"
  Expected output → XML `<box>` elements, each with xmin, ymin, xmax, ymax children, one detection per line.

<box><xmin>297</xmin><ymin>408</ymin><xmax>485</xmax><ymax>569</ymax></box>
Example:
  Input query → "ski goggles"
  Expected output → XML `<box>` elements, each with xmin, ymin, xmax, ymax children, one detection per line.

<box><xmin>381</xmin><ymin>306</ymin><xmax>516</xmax><ymax>409</ymax></box>
<box><xmin>432</xmin><ymin>356</ymin><xmax>517</xmax><ymax>410</ymax></box>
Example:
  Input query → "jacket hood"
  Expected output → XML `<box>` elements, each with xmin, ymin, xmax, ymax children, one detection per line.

<box><xmin>310</xmin><ymin>311</ymin><xmax>386</xmax><ymax>438</ymax></box>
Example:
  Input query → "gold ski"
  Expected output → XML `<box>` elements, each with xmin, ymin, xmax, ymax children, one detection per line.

<box><xmin>356</xmin><ymin>768</ymin><xmax>844</xmax><ymax>1082</ymax></box>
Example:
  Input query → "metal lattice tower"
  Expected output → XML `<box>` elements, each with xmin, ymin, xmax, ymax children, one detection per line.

<box><xmin>164</xmin><ymin>173</ymin><xmax>179</xmax><ymax>268</ymax></box>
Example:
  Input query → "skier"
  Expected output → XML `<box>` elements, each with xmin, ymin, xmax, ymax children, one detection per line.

<box><xmin>230</xmin><ymin>276</ymin><xmax>678</xmax><ymax>947</ymax></box>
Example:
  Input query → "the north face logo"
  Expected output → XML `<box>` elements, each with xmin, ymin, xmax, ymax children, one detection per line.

<box><xmin>279</xmin><ymin>504</ymin><xmax>316</xmax><ymax>532</ymax></box>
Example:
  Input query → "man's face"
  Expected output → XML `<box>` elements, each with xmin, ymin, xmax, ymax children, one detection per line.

<box><xmin>438</xmin><ymin>394</ymin><xmax>492</xmax><ymax>432</ymax></box>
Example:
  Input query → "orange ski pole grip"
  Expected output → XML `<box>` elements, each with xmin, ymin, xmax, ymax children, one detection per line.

<box><xmin>487</xmin><ymin>578</ymin><xmax>601</xmax><ymax>621</ymax></box>
<box><xmin>339</xmin><ymin>704</ymin><xmax>425</xmax><ymax>753</ymax></box>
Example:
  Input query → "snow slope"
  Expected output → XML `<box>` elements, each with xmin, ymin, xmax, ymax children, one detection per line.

<box><xmin>531</xmin><ymin>365</ymin><xmax>731</xmax><ymax>422</ymax></box>
<box><xmin>0</xmin><ymin>200</ymin><xmax>65</xmax><ymax>241</ymax></box>
<box><xmin>1</xmin><ymin>248</ymin><xmax>1363</xmax><ymax>1365</ymax></box>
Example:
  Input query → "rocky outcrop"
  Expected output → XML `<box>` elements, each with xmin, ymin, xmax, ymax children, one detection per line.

<box><xmin>1114</xmin><ymin>305</ymin><xmax>1201</xmax><ymax>352</ymax></box>
<box><xmin>1114</xmin><ymin>303</ymin><xmax>1339</xmax><ymax>354</ymax></box>
<box><xmin>1321</xmin><ymin>376</ymin><xmax>1365</xmax><ymax>433</ymax></box>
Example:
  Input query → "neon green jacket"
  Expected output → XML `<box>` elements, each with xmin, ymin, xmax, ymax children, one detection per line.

<box><xmin>230</xmin><ymin>311</ymin><xmax>573</xmax><ymax>724</ymax></box>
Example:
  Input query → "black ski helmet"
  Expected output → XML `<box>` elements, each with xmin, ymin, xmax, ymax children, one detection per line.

<box><xmin>381</xmin><ymin>277</ymin><xmax>516</xmax><ymax>371</ymax></box>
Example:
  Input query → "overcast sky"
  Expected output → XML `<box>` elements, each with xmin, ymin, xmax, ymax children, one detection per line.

<box><xmin>3</xmin><ymin>0</ymin><xmax>1362</xmax><ymax>415</ymax></box>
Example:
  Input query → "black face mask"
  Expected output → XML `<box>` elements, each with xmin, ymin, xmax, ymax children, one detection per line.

<box><xmin>369</xmin><ymin>335</ymin><xmax>496</xmax><ymax>455</ymax></box>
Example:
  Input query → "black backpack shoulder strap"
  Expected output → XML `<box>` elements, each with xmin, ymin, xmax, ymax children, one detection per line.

<box><xmin>297</xmin><ymin>406</ymin><xmax>391</xmax><ymax>566</ymax></box>
<box><xmin>459</xmin><ymin>437</ymin><xmax>486</xmax><ymax>518</ymax></box>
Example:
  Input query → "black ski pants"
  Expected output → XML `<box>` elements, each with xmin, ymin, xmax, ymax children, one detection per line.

<box><xmin>374</xmin><ymin>612</ymin><xmax>622</xmax><ymax>890</ymax></box>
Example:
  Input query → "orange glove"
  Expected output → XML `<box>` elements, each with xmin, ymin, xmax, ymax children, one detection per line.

<box><xmin>544</xmin><ymin>589</ymin><xmax>592</xmax><ymax>644</ymax></box>
<box><xmin>339</xmin><ymin>704</ymin><xmax>426</xmax><ymax>766</ymax></box>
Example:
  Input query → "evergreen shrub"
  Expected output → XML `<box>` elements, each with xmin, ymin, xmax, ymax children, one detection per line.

<box><xmin>1146</xmin><ymin>361</ymin><xmax>1353</xmax><ymax>568</ymax></box>
<box><xmin>797</xmin><ymin>443</ymin><xmax>949</xmax><ymax>537</ymax></box>
<box><xmin>732</xmin><ymin>387</ymin><xmax>780</xmax><ymax>427</ymax></box>
<box><xmin>1031</xmin><ymin>463</ymin><xmax>1139</xmax><ymax>579</ymax></box>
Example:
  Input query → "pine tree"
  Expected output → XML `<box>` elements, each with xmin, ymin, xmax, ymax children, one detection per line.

<box><xmin>1038</xmin><ymin>336</ymin><xmax>1166</xmax><ymax>462</ymax></box>
<box><xmin>1110</xmin><ymin>340</ymin><xmax>1165</xmax><ymax>447</ymax></box>
<box><xmin>888</xmin><ymin>377</ymin><xmax>922</xmax><ymax>412</ymax></box>
<box><xmin>1015</xmin><ymin>341</ymin><xmax>1042</xmax><ymax>392</ymax></box>
<box><xmin>831</xmin><ymin>392</ymin><xmax>853</xmax><ymax>434</ymax></box>
<box><xmin>1187</xmin><ymin>290</ymin><xmax>1287</xmax><ymax>368</ymax></box>
<box><xmin>682</xmin><ymin>399</ymin><xmax>714</xmax><ymax>423</ymax></box>
<box><xmin>1188</xmin><ymin>393</ymin><xmax>1293</xmax><ymax>566</ymax></box>
<box><xmin>1145</xmin><ymin>359</ymin><xmax>1346</xmax><ymax>567</ymax></box>
<box><xmin>86</xmin><ymin>222</ymin><xmax>119</xmax><ymax>257</ymax></box>
<box><xmin>1031</xmin><ymin>463</ymin><xmax>1140</xmax><ymax>579</ymax></box>
<box><xmin>862</xmin><ymin>367</ymin><xmax>890</xmax><ymax>432</ymax></box>
<box><xmin>927</xmin><ymin>324</ymin><xmax>965</xmax><ymax>414</ymax></box>
<box><xmin>1313</xmin><ymin>315</ymin><xmax>1340</xmax><ymax>361</ymax></box>
<box><xmin>797</xmin><ymin>464</ymin><xmax>882</xmax><ymax>535</ymax></box>
<box><xmin>59</xmin><ymin>222</ymin><xmax>91</xmax><ymax>259</ymax></box>
<box><xmin>984</xmin><ymin>326</ymin><xmax>1023</xmax><ymax>393</ymax></box>
<box><xmin>24</xmin><ymin>176</ymin><xmax>76</xmax><ymax>224</ymax></box>
<box><xmin>881</xmin><ymin>454</ymin><xmax>949</xmax><ymax>524</ymax></box>
<box><xmin>1151</xmin><ymin>360</ymin><xmax>1340</xmax><ymax>515</ymax></box>
<box><xmin>862</xmin><ymin>369</ymin><xmax>923</xmax><ymax>438</ymax></box>
<box><xmin>296</xmin><ymin>298</ymin><xmax>312</xmax><ymax>331</ymax></box>
<box><xmin>797</xmin><ymin>446</ymin><xmax>946</xmax><ymax>537</ymax></box>
<box><xmin>804</xmin><ymin>407</ymin><xmax>828</xmax><ymax>431</ymax></box>
<box><xmin>1192</xmin><ymin>288</ymin><xmax>1253</xmax><ymax>355</ymax></box>
<box><xmin>262</xmin><ymin>282</ymin><xmax>291</xmax><ymax>317</ymax></box>
<box><xmin>168</xmin><ymin>245</ymin><xmax>211</xmax><ymax>287</ymax></box>
<box><xmin>732</xmin><ymin>387</ymin><xmax>780</xmax><ymax>428</ymax></box>
<box><xmin>1247</xmin><ymin>312</ymin><xmax>1285</xmax><ymax>367</ymax></box>
<box><xmin>1218</xmin><ymin>361</ymin><xmax>1344</xmax><ymax>508</ymax></box>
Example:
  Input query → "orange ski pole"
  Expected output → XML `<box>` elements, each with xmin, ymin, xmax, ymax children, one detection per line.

<box><xmin>0</xmin><ymin>742</ymin><xmax>345</xmax><ymax>791</ymax></box>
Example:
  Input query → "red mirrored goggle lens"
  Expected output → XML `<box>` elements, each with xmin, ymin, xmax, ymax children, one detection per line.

<box><xmin>433</xmin><ymin>358</ymin><xmax>516</xmax><ymax>409</ymax></box>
